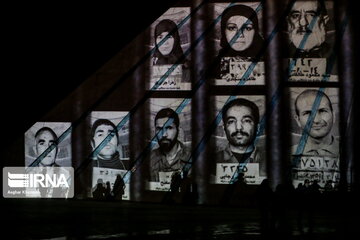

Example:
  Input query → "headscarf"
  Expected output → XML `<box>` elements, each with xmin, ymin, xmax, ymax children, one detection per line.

<box><xmin>219</xmin><ymin>4</ymin><xmax>264</xmax><ymax>58</ymax></box>
<box><xmin>153</xmin><ymin>19</ymin><xmax>184</xmax><ymax>65</ymax></box>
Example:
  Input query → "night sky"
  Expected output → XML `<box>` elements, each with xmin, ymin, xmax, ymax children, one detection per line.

<box><xmin>3</xmin><ymin>1</ymin><xmax>178</xmax><ymax>148</ymax></box>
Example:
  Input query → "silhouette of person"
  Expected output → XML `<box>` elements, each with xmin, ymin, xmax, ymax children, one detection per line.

<box><xmin>163</xmin><ymin>171</ymin><xmax>183</xmax><ymax>204</ymax></box>
<box><xmin>105</xmin><ymin>181</ymin><xmax>113</xmax><ymax>200</ymax></box>
<box><xmin>112</xmin><ymin>174</ymin><xmax>125</xmax><ymax>200</ymax></box>
<box><xmin>273</xmin><ymin>183</ymin><xmax>295</xmax><ymax>237</ymax></box>
<box><xmin>170</xmin><ymin>171</ymin><xmax>182</xmax><ymax>193</ymax></box>
<box><xmin>255</xmin><ymin>179</ymin><xmax>273</xmax><ymax>235</ymax></box>
<box><xmin>324</xmin><ymin>180</ymin><xmax>334</xmax><ymax>192</ymax></box>
<box><xmin>92</xmin><ymin>179</ymin><xmax>106</xmax><ymax>200</ymax></box>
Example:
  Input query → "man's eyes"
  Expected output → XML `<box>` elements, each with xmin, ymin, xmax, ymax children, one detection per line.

<box><xmin>226</xmin><ymin>119</ymin><xmax>236</xmax><ymax>125</ymax></box>
<box><xmin>291</xmin><ymin>13</ymin><xmax>301</xmax><ymax>19</ymax></box>
<box><xmin>290</xmin><ymin>12</ymin><xmax>317</xmax><ymax>19</ymax></box>
<box><xmin>319</xmin><ymin>109</ymin><xmax>328</xmax><ymax>113</ymax></box>
<box><xmin>243</xmin><ymin>119</ymin><xmax>253</xmax><ymax>124</ymax></box>
<box><xmin>302</xmin><ymin>111</ymin><xmax>312</xmax><ymax>116</ymax></box>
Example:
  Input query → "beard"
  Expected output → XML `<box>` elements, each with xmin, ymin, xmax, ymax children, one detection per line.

<box><xmin>158</xmin><ymin>136</ymin><xmax>178</xmax><ymax>153</ymax></box>
<box><xmin>289</xmin><ymin>25</ymin><xmax>326</xmax><ymax>51</ymax></box>
<box><xmin>226</xmin><ymin>129</ymin><xmax>254</xmax><ymax>147</ymax></box>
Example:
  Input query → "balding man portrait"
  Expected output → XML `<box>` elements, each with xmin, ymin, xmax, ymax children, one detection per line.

<box><xmin>33</xmin><ymin>127</ymin><xmax>59</xmax><ymax>167</ymax></box>
<box><xmin>292</xmin><ymin>89</ymin><xmax>338</xmax><ymax>157</ymax></box>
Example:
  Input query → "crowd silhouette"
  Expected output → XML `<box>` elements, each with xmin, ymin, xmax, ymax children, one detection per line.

<box><xmin>255</xmin><ymin>178</ymin><xmax>339</xmax><ymax>238</ymax></box>
<box><xmin>92</xmin><ymin>174</ymin><xmax>125</xmax><ymax>201</ymax></box>
<box><xmin>91</xmin><ymin>172</ymin><xmax>342</xmax><ymax>237</ymax></box>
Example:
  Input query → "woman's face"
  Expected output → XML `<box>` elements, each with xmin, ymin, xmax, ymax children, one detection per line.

<box><xmin>225</xmin><ymin>15</ymin><xmax>255</xmax><ymax>51</ymax></box>
<box><xmin>156</xmin><ymin>31</ymin><xmax>175</xmax><ymax>56</ymax></box>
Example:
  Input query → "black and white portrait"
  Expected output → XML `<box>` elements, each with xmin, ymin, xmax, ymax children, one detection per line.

<box><xmin>90</xmin><ymin>111</ymin><xmax>130</xmax><ymax>200</ymax></box>
<box><xmin>212</xmin><ymin>3</ymin><xmax>265</xmax><ymax>85</ymax></box>
<box><xmin>149</xmin><ymin>8</ymin><xmax>191</xmax><ymax>90</ymax></box>
<box><xmin>147</xmin><ymin>98</ymin><xmax>192</xmax><ymax>191</ymax></box>
<box><xmin>285</xmin><ymin>0</ymin><xmax>338</xmax><ymax>81</ymax></box>
<box><xmin>25</xmin><ymin>122</ymin><xmax>72</xmax><ymax>167</ymax></box>
<box><xmin>290</xmin><ymin>88</ymin><xmax>340</xmax><ymax>189</ymax></box>
<box><xmin>212</xmin><ymin>96</ymin><xmax>266</xmax><ymax>185</ymax></box>
<box><xmin>24</xmin><ymin>122</ymin><xmax>72</xmax><ymax>198</ymax></box>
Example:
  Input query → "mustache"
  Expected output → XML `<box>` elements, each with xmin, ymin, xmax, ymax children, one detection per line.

<box><xmin>296</xmin><ymin>27</ymin><xmax>312</xmax><ymax>34</ymax></box>
<box><xmin>159</xmin><ymin>137</ymin><xmax>172</xmax><ymax>142</ymax></box>
<box><xmin>231</xmin><ymin>130</ymin><xmax>249</xmax><ymax>138</ymax></box>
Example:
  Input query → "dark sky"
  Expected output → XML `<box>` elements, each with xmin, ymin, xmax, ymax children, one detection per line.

<box><xmin>3</xmin><ymin>1</ymin><xmax>179</xmax><ymax>146</ymax></box>
<box><xmin>3</xmin><ymin>1</ymin><xmax>359</xmax><ymax>148</ymax></box>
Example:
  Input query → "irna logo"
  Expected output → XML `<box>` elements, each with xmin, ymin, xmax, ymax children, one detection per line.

<box><xmin>3</xmin><ymin>167</ymin><xmax>74</xmax><ymax>198</ymax></box>
<box><xmin>8</xmin><ymin>172</ymin><xmax>69</xmax><ymax>188</ymax></box>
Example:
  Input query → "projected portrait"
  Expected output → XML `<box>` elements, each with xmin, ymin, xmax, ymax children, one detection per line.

<box><xmin>212</xmin><ymin>3</ymin><xmax>265</xmax><ymax>85</ymax></box>
<box><xmin>290</xmin><ymin>88</ymin><xmax>340</xmax><ymax>189</ymax></box>
<box><xmin>149</xmin><ymin>7</ymin><xmax>191</xmax><ymax>90</ymax></box>
<box><xmin>212</xmin><ymin>96</ymin><xmax>266</xmax><ymax>185</ymax></box>
<box><xmin>24</xmin><ymin>122</ymin><xmax>72</xmax><ymax>198</ymax></box>
<box><xmin>285</xmin><ymin>0</ymin><xmax>338</xmax><ymax>81</ymax></box>
<box><xmin>25</xmin><ymin>122</ymin><xmax>72</xmax><ymax>167</ymax></box>
<box><xmin>147</xmin><ymin>98</ymin><xmax>192</xmax><ymax>191</ymax></box>
<box><xmin>90</xmin><ymin>111</ymin><xmax>130</xmax><ymax>200</ymax></box>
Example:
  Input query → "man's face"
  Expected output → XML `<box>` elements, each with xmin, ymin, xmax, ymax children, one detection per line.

<box><xmin>155</xmin><ymin>117</ymin><xmax>178</xmax><ymax>153</ymax></box>
<box><xmin>287</xmin><ymin>1</ymin><xmax>328</xmax><ymax>51</ymax></box>
<box><xmin>35</xmin><ymin>130</ymin><xmax>57</xmax><ymax>166</ymax></box>
<box><xmin>92</xmin><ymin>124</ymin><xmax>118</xmax><ymax>160</ymax></box>
<box><xmin>156</xmin><ymin>32</ymin><xmax>175</xmax><ymax>56</ymax></box>
<box><xmin>225</xmin><ymin>15</ymin><xmax>255</xmax><ymax>52</ymax></box>
<box><xmin>224</xmin><ymin>105</ymin><xmax>257</xmax><ymax>147</ymax></box>
<box><xmin>295</xmin><ymin>94</ymin><xmax>334</xmax><ymax>139</ymax></box>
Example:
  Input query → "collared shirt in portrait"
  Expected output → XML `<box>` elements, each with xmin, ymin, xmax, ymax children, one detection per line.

<box><xmin>216</xmin><ymin>144</ymin><xmax>266</xmax><ymax>176</ymax></box>
<box><xmin>291</xmin><ymin>135</ymin><xmax>339</xmax><ymax>158</ymax></box>
<box><xmin>149</xmin><ymin>140</ymin><xmax>191</xmax><ymax>182</ymax></box>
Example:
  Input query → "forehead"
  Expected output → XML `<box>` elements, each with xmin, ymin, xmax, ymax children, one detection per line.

<box><xmin>292</xmin><ymin>1</ymin><xmax>318</xmax><ymax>12</ymax></box>
<box><xmin>227</xmin><ymin>15</ymin><xmax>253</xmax><ymax>25</ymax></box>
<box><xmin>296</xmin><ymin>94</ymin><xmax>331</xmax><ymax>110</ymax></box>
<box><xmin>36</xmin><ymin>130</ymin><xmax>55</xmax><ymax>141</ymax></box>
<box><xmin>157</xmin><ymin>31</ymin><xmax>170</xmax><ymax>36</ymax></box>
<box><xmin>155</xmin><ymin>117</ymin><xmax>176</xmax><ymax>127</ymax></box>
<box><xmin>95</xmin><ymin>124</ymin><xmax>115</xmax><ymax>133</ymax></box>
<box><xmin>226</xmin><ymin>105</ymin><xmax>253</xmax><ymax>118</ymax></box>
